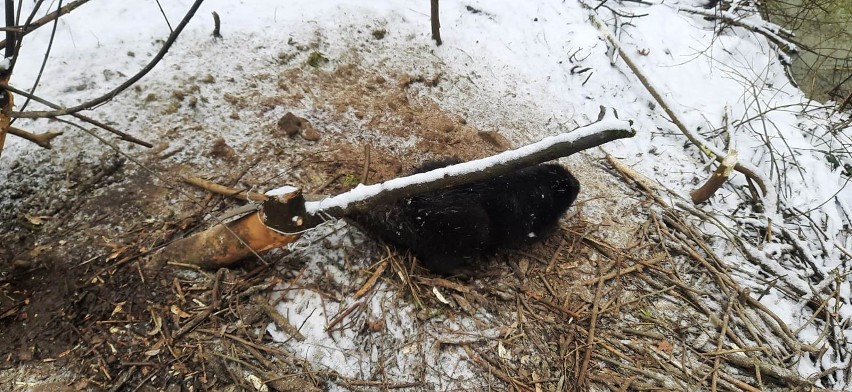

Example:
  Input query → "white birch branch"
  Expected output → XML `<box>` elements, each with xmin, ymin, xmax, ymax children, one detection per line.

<box><xmin>279</xmin><ymin>118</ymin><xmax>635</xmax><ymax>219</ymax></box>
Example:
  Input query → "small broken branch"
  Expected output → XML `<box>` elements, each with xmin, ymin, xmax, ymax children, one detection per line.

<box><xmin>4</xmin><ymin>84</ymin><xmax>152</xmax><ymax>147</ymax></box>
<box><xmin>721</xmin><ymin>352</ymin><xmax>813</xmax><ymax>387</ymax></box>
<box><xmin>353</xmin><ymin>257</ymin><xmax>389</xmax><ymax>300</ymax></box>
<box><xmin>430</xmin><ymin>0</ymin><xmax>442</xmax><ymax>46</ymax></box>
<box><xmin>838</xmin><ymin>88</ymin><xmax>852</xmax><ymax>113</ymax></box>
<box><xmin>212</xmin><ymin>11</ymin><xmax>222</xmax><ymax>38</ymax></box>
<box><xmin>182</xmin><ymin>175</ymin><xmax>268</xmax><ymax>201</ymax></box>
<box><xmin>256</xmin><ymin>295</ymin><xmax>305</xmax><ymax>341</ymax></box>
<box><xmin>462</xmin><ymin>345</ymin><xmax>534</xmax><ymax>391</ymax></box>
<box><xmin>577</xmin><ymin>276</ymin><xmax>605</xmax><ymax>387</ymax></box>
<box><xmin>13</xmin><ymin>0</ymin><xmax>65</xmax><ymax>117</ymax></box>
<box><xmin>691</xmin><ymin>150</ymin><xmax>738</xmax><ymax>204</ymax></box>
<box><xmin>7</xmin><ymin>126</ymin><xmax>62</xmax><ymax>149</ymax></box>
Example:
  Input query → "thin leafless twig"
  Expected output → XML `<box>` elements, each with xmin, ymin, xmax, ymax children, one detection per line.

<box><xmin>9</xmin><ymin>0</ymin><xmax>205</xmax><ymax>119</ymax></box>
<box><xmin>582</xmin><ymin>1</ymin><xmax>778</xmax><ymax>214</ymax></box>
<box><xmin>12</xmin><ymin>0</ymin><xmax>62</xmax><ymax>120</ymax></box>
<box><xmin>4</xmin><ymin>85</ymin><xmax>153</xmax><ymax>147</ymax></box>
<box><xmin>0</xmin><ymin>0</ymin><xmax>91</xmax><ymax>68</ymax></box>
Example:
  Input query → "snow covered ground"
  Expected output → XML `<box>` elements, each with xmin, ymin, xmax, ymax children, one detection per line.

<box><xmin>3</xmin><ymin>0</ymin><xmax>850</xmax><ymax>389</ymax></box>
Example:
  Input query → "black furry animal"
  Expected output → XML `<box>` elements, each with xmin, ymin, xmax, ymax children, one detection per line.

<box><xmin>348</xmin><ymin>158</ymin><xmax>580</xmax><ymax>275</ymax></box>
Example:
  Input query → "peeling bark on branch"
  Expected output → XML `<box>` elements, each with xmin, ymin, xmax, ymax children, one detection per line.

<box><xmin>149</xmin><ymin>191</ymin><xmax>306</xmax><ymax>269</ymax></box>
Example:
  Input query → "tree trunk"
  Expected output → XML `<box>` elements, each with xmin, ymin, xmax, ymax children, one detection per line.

<box><xmin>430</xmin><ymin>0</ymin><xmax>442</xmax><ymax>46</ymax></box>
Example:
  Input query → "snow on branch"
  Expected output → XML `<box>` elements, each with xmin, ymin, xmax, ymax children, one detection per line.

<box><xmin>298</xmin><ymin>118</ymin><xmax>635</xmax><ymax>218</ymax></box>
<box><xmin>677</xmin><ymin>5</ymin><xmax>797</xmax><ymax>59</ymax></box>
<box><xmin>583</xmin><ymin>3</ymin><xmax>778</xmax><ymax>214</ymax></box>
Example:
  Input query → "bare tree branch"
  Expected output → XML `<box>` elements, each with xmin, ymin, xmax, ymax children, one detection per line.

<box><xmin>8</xmin><ymin>126</ymin><xmax>61</xmax><ymax>148</ymax></box>
<box><xmin>9</xmin><ymin>0</ymin><xmax>205</xmax><ymax>119</ymax></box>
<box><xmin>0</xmin><ymin>0</ymin><xmax>90</xmax><ymax>48</ymax></box>
<box><xmin>4</xmin><ymin>84</ymin><xmax>152</xmax><ymax>147</ymax></box>
<box><xmin>305</xmin><ymin>118</ymin><xmax>636</xmax><ymax>219</ymax></box>
<box><xmin>12</xmin><ymin>0</ymin><xmax>62</xmax><ymax>119</ymax></box>
<box><xmin>6</xmin><ymin>0</ymin><xmax>50</xmax><ymax>78</ymax></box>
<box><xmin>677</xmin><ymin>5</ymin><xmax>798</xmax><ymax>55</ymax></box>
<box><xmin>3</xmin><ymin>0</ymin><xmax>15</xmax><ymax>61</ymax></box>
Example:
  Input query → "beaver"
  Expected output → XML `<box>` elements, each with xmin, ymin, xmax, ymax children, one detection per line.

<box><xmin>347</xmin><ymin>158</ymin><xmax>580</xmax><ymax>275</ymax></box>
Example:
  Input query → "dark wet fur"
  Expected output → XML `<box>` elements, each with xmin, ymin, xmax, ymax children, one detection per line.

<box><xmin>348</xmin><ymin>158</ymin><xmax>581</xmax><ymax>275</ymax></box>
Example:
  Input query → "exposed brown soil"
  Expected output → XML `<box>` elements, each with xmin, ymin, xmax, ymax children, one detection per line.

<box><xmin>0</xmin><ymin>47</ymin><xmax>544</xmax><ymax>391</ymax></box>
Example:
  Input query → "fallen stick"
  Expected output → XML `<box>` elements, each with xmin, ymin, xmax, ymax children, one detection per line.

<box><xmin>182</xmin><ymin>175</ymin><xmax>269</xmax><ymax>201</ymax></box>
<box><xmin>353</xmin><ymin>257</ymin><xmax>389</xmax><ymax>300</ymax></box>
